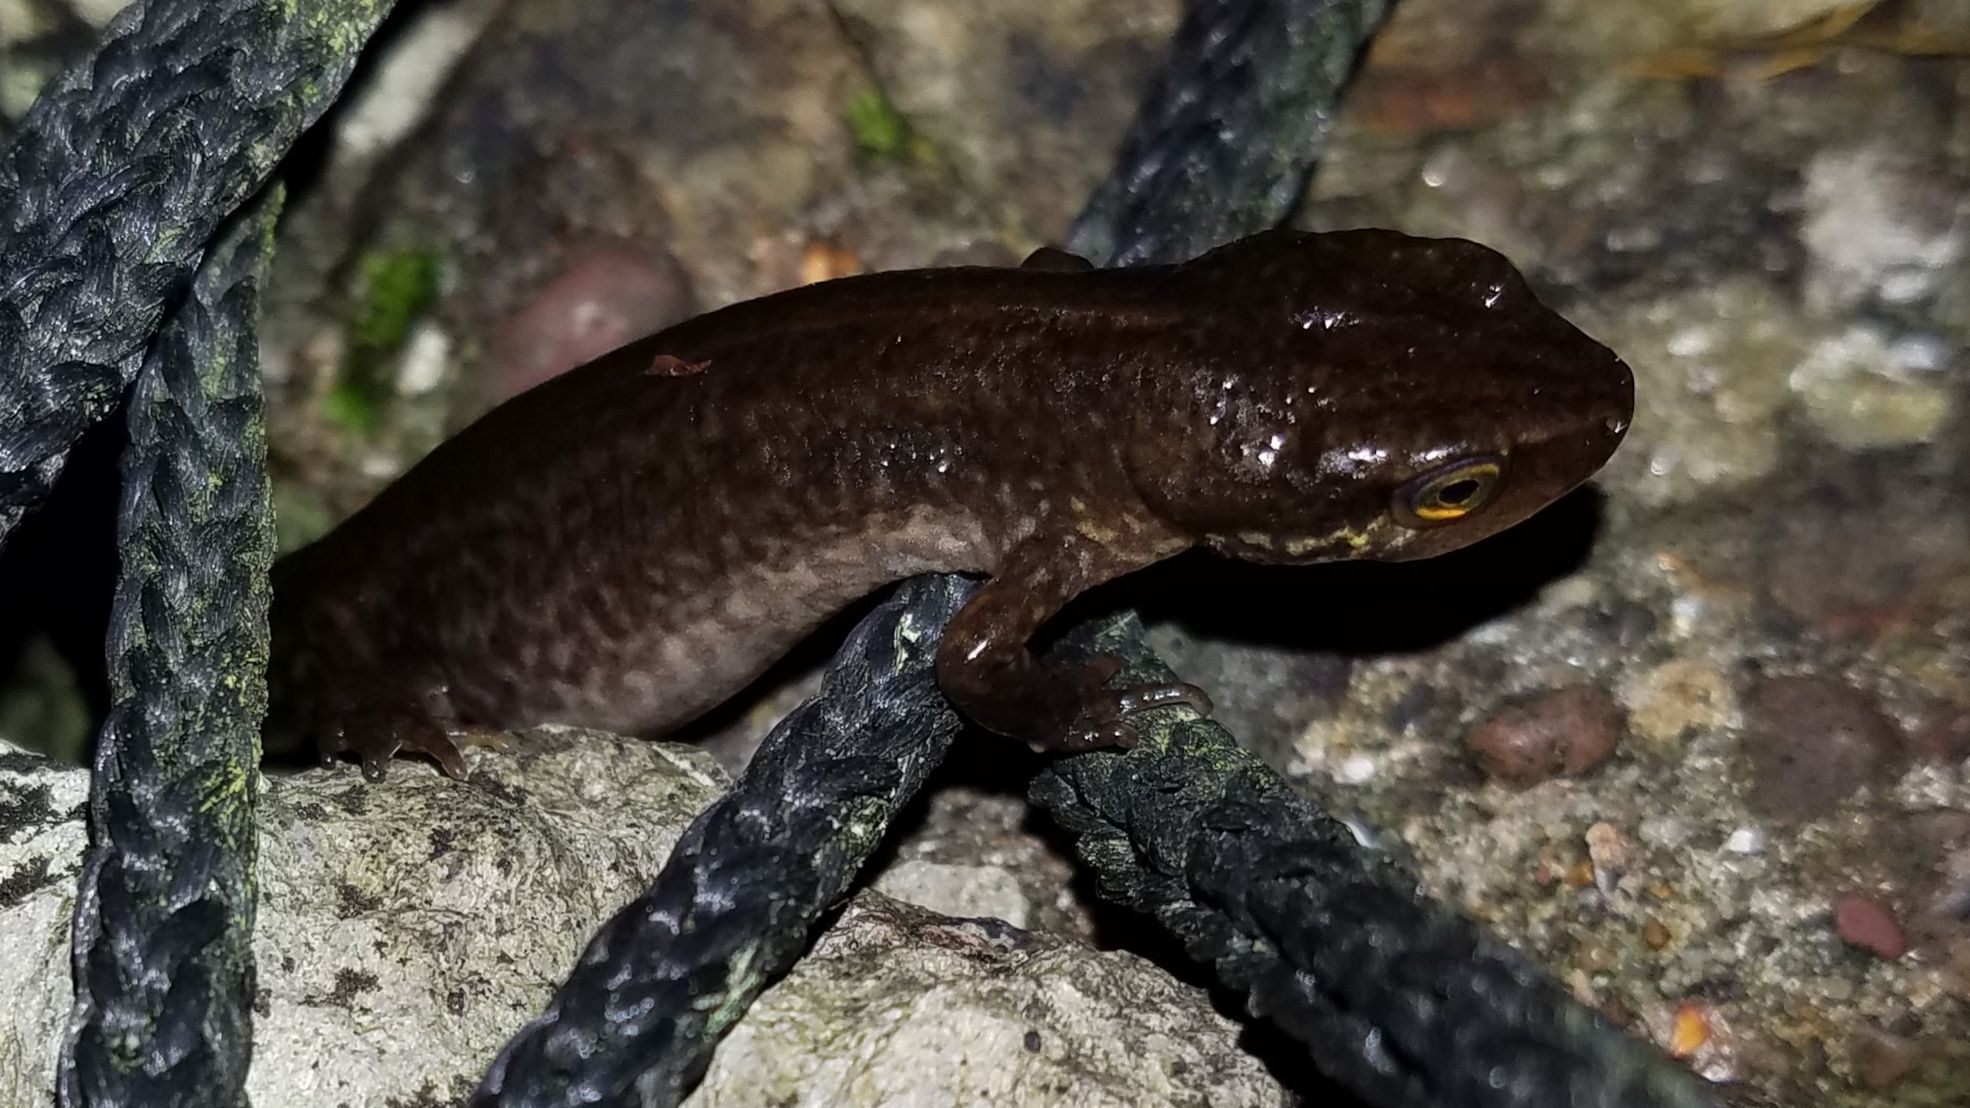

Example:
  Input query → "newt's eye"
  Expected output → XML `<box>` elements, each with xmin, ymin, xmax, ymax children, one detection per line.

<box><xmin>1394</xmin><ymin>456</ymin><xmax>1505</xmax><ymax>527</ymax></box>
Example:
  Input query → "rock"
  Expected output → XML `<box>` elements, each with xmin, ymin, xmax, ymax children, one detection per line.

<box><xmin>872</xmin><ymin>858</ymin><xmax>1034</xmax><ymax>929</ymax></box>
<box><xmin>1466</xmin><ymin>685</ymin><xmax>1624</xmax><ymax>787</ymax></box>
<box><xmin>1833</xmin><ymin>892</ymin><xmax>1906</xmax><ymax>960</ymax></box>
<box><xmin>1621</xmin><ymin>658</ymin><xmax>1735</xmax><ymax>750</ymax></box>
<box><xmin>831</xmin><ymin>0</ymin><xmax>1179</xmax><ymax>240</ymax></box>
<box><xmin>1741</xmin><ymin>675</ymin><xmax>1899</xmax><ymax>821</ymax></box>
<box><xmin>1800</xmin><ymin>144</ymin><xmax>1965</xmax><ymax>311</ymax></box>
<box><xmin>0</xmin><ymin>733</ymin><xmax>1285</xmax><ymax>1106</ymax></box>
<box><xmin>485</xmin><ymin>242</ymin><xmax>697</xmax><ymax>401</ymax></box>
<box><xmin>1145</xmin><ymin>623</ymin><xmax>1354</xmax><ymax>764</ymax></box>
<box><xmin>1754</xmin><ymin>453</ymin><xmax>1970</xmax><ymax>638</ymax></box>
<box><xmin>697</xmin><ymin>897</ymin><xmax>1288</xmax><ymax>1107</ymax></box>
<box><xmin>1787</xmin><ymin>323</ymin><xmax>1952</xmax><ymax>450</ymax></box>
<box><xmin>0</xmin><ymin>743</ymin><xmax>88</xmax><ymax>1105</ymax></box>
<box><xmin>1586</xmin><ymin>280</ymin><xmax>1805</xmax><ymax>509</ymax></box>
<box><xmin>1585</xmin><ymin>820</ymin><xmax>1633</xmax><ymax>883</ymax></box>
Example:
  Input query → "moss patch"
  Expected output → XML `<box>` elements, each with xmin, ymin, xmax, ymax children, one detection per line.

<box><xmin>331</xmin><ymin>247</ymin><xmax>442</xmax><ymax>434</ymax></box>
<box><xmin>844</xmin><ymin>87</ymin><xmax>918</xmax><ymax>163</ymax></box>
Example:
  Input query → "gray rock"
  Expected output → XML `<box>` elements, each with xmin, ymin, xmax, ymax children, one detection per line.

<box><xmin>0</xmin><ymin>729</ymin><xmax>1284</xmax><ymax>1106</ymax></box>
<box><xmin>694</xmin><ymin>896</ymin><xmax>1287</xmax><ymax>1108</ymax></box>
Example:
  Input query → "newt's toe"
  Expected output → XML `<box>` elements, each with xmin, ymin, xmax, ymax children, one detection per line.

<box><xmin>300</xmin><ymin>699</ymin><xmax>471</xmax><ymax>780</ymax></box>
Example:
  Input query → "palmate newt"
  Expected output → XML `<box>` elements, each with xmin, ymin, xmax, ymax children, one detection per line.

<box><xmin>266</xmin><ymin>228</ymin><xmax>1634</xmax><ymax>778</ymax></box>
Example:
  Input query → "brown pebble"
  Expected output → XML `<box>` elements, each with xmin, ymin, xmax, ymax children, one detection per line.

<box><xmin>1741</xmin><ymin>676</ymin><xmax>1899</xmax><ymax>821</ymax></box>
<box><xmin>1467</xmin><ymin>685</ymin><xmax>1624</xmax><ymax>787</ymax></box>
<box><xmin>1642</xmin><ymin>919</ymin><xmax>1673</xmax><ymax>949</ymax></box>
<box><xmin>1834</xmin><ymin>892</ymin><xmax>1906</xmax><ymax>959</ymax></box>
<box><xmin>487</xmin><ymin>244</ymin><xmax>696</xmax><ymax>400</ymax></box>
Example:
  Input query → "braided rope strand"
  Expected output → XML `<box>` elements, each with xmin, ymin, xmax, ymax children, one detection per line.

<box><xmin>60</xmin><ymin>188</ymin><xmax>283</xmax><ymax>1108</ymax></box>
<box><xmin>0</xmin><ymin>0</ymin><xmax>398</xmax><ymax>550</ymax></box>
<box><xmin>471</xmin><ymin>576</ymin><xmax>976</xmax><ymax>1108</ymax></box>
<box><xmin>1065</xmin><ymin>0</ymin><xmax>1392</xmax><ymax>267</ymax></box>
<box><xmin>1031</xmin><ymin>613</ymin><xmax>1720</xmax><ymax>1108</ymax></box>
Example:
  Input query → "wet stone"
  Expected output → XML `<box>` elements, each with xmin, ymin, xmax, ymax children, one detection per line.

<box><xmin>485</xmin><ymin>244</ymin><xmax>697</xmax><ymax>402</ymax></box>
<box><xmin>1833</xmin><ymin>892</ymin><xmax>1907</xmax><ymax>961</ymax></box>
<box><xmin>1755</xmin><ymin>453</ymin><xmax>1970</xmax><ymax>638</ymax></box>
<box><xmin>1465</xmin><ymin>685</ymin><xmax>1624</xmax><ymax>787</ymax></box>
<box><xmin>1741</xmin><ymin>675</ymin><xmax>1899</xmax><ymax>821</ymax></box>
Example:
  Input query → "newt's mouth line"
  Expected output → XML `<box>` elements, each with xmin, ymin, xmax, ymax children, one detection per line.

<box><xmin>1214</xmin><ymin>519</ymin><xmax>1392</xmax><ymax>562</ymax></box>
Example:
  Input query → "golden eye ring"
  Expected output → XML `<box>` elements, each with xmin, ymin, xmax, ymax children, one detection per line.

<box><xmin>1393</xmin><ymin>456</ymin><xmax>1506</xmax><ymax>527</ymax></box>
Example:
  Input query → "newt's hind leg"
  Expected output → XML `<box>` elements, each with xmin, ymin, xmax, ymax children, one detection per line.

<box><xmin>314</xmin><ymin>699</ymin><xmax>471</xmax><ymax>781</ymax></box>
<box><xmin>271</xmin><ymin>667</ymin><xmax>496</xmax><ymax>781</ymax></box>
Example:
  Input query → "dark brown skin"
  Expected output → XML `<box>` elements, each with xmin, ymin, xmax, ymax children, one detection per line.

<box><xmin>267</xmin><ymin>229</ymin><xmax>1634</xmax><ymax>778</ymax></box>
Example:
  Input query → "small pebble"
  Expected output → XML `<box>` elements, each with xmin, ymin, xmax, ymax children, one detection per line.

<box><xmin>1742</xmin><ymin>675</ymin><xmax>1899</xmax><ymax>821</ymax></box>
<box><xmin>1723</xmin><ymin>826</ymin><xmax>1767</xmax><ymax>855</ymax></box>
<box><xmin>1834</xmin><ymin>892</ymin><xmax>1907</xmax><ymax>959</ymax></box>
<box><xmin>488</xmin><ymin>245</ymin><xmax>696</xmax><ymax>399</ymax></box>
<box><xmin>1642</xmin><ymin>920</ymin><xmax>1673</xmax><ymax>949</ymax></box>
<box><xmin>1623</xmin><ymin>657</ymin><xmax>1734</xmax><ymax>749</ymax></box>
<box><xmin>1652</xmin><ymin>998</ymin><xmax>1744</xmax><ymax>1083</ymax></box>
<box><xmin>1335</xmin><ymin>754</ymin><xmax>1377</xmax><ymax>785</ymax></box>
<box><xmin>1669</xmin><ymin>1001</ymin><xmax>1712</xmax><ymax>1057</ymax></box>
<box><xmin>1466</xmin><ymin>685</ymin><xmax>1624</xmax><ymax>787</ymax></box>
<box><xmin>1585</xmin><ymin>821</ymin><xmax>1632</xmax><ymax>887</ymax></box>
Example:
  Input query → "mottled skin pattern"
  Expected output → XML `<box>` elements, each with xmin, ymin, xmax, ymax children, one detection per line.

<box><xmin>267</xmin><ymin>229</ymin><xmax>1634</xmax><ymax>778</ymax></box>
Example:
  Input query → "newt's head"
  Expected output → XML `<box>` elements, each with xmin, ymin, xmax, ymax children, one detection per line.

<box><xmin>1125</xmin><ymin>228</ymin><xmax>1633</xmax><ymax>564</ymax></box>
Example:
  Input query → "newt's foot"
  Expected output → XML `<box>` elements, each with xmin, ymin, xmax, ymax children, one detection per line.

<box><xmin>1034</xmin><ymin>656</ymin><xmax>1214</xmax><ymax>754</ymax></box>
<box><xmin>316</xmin><ymin>709</ymin><xmax>472</xmax><ymax>781</ymax></box>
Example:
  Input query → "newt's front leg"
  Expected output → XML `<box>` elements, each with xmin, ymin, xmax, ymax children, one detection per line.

<box><xmin>935</xmin><ymin>532</ymin><xmax>1210</xmax><ymax>752</ymax></box>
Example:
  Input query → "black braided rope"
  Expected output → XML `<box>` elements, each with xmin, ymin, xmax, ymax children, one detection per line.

<box><xmin>1065</xmin><ymin>0</ymin><xmax>1392</xmax><ymax>267</ymax></box>
<box><xmin>0</xmin><ymin>0</ymin><xmax>398</xmax><ymax>551</ymax></box>
<box><xmin>1031</xmin><ymin>613</ymin><xmax>1720</xmax><ymax>1108</ymax></box>
<box><xmin>60</xmin><ymin>190</ymin><xmax>282</xmax><ymax>1108</ymax></box>
<box><xmin>471</xmin><ymin>575</ymin><xmax>976</xmax><ymax>1108</ymax></box>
